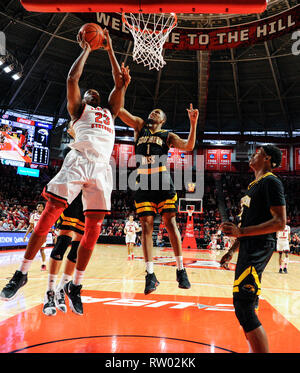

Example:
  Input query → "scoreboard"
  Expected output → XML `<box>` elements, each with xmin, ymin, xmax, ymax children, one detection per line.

<box><xmin>0</xmin><ymin>115</ymin><xmax>52</xmax><ymax>166</ymax></box>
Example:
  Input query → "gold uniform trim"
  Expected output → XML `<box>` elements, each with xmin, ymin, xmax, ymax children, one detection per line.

<box><xmin>60</xmin><ymin>213</ymin><xmax>85</xmax><ymax>228</ymax></box>
<box><xmin>136</xmin><ymin>206</ymin><xmax>157</xmax><ymax>214</ymax></box>
<box><xmin>137</xmin><ymin>166</ymin><xmax>167</xmax><ymax>175</ymax></box>
<box><xmin>135</xmin><ymin>201</ymin><xmax>157</xmax><ymax>209</ymax></box>
<box><xmin>247</xmin><ymin>172</ymin><xmax>275</xmax><ymax>190</ymax></box>
<box><xmin>233</xmin><ymin>266</ymin><xmax>261</xmax><ymax>295</ymax></box>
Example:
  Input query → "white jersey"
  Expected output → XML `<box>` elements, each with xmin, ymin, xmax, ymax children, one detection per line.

<box><xmin>125</xmin><ymin>221</ymin><xmax>139</xmax><ymax>236</ymax></box>
<box><xmin>277</xmin><ymin>225</ymin><xmax>290</xmax><ymax>242</ymax></box>
<box><xmin>29</xmin><ymin>212</ymin><xmax>42</xmax><ymax>228</ymax></box>
<box><xmin>69</xmin><ymin>104</ymin><xmax>115</xmax><ymax>163</ymax></box>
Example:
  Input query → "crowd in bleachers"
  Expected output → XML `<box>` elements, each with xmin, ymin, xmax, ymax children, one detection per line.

<box><xmin>221</xmin><ymin>173</ymin><xmax>300</xmax><ymax>228</ymax></box>
<box><xmin>0</xmin><ymin>162</ymin><xmax>299</xmax><ymax>254</ymax></box>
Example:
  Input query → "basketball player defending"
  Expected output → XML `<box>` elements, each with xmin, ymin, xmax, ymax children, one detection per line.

<box><xmin>220</xmin><ymin>145</ymin><xmax>286</xmax><ymax>353</ymax></box>
<box><xmin>277</xmin><ymin>224</ymin><xmax>291</xmax><ymax>274</ymax></box>
<box><xmin>23</xmin><ymin>202</ymin><xmax>47</xmax><ymax>271</ymax></box>
<box><xmin>0</xmin><ymin>29</ymin><xmax>129</xmax><ymax>315</ymax></box>
<box><xmin>124</xmin><ymin>214</ymin><xmax>140</xmax><ymax>260</ymax></box>
<box><xmin>118</xmin><ymin>92</ymin><xmax>199</xmax><ymax>294</ymax></box>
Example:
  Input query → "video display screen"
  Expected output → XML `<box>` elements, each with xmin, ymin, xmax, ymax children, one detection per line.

<box><xmin>0</xmin><ymin>115</ymin><xmax>51</xmax><ymax>166</ymax></box>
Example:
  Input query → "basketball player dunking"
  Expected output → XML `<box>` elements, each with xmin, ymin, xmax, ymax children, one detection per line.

<box><xmin>118</xmin><ymin>73</ymin><xmax>199</xmax><ymax>294</ymax></box>
<box><xmin>0</xmin><ymin>29</ymin><xmax>129</xmax><ymax>315</ymax></box>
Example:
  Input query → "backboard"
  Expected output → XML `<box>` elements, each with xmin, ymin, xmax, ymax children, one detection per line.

<box><xmin>20</xmin><ymin>1</ymin><xmax>267</xmax><ymax>14</ymax></box>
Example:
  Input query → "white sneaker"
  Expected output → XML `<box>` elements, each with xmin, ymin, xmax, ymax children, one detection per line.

<box><xmin>55</xmin><ymin>288</ymin><xmax>67</xmax><ymax>313</ymax></box>
<box><xmin>43</xmin><ymin>290</ymin><xmax>57</xmax><ymax>316</ymax></box>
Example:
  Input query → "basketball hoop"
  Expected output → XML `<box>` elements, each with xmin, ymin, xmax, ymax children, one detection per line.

<box><xmin>122</xmin><ymin>12</ymin><xmax>177</xmax><ymax>71</ymax></box>
<box><xmin>187</xmin><ymin>205</ymin><xmax>195</xmax><ymax>218</ymax></box>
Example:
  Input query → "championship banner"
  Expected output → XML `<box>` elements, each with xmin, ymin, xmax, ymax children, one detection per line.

<box><xmin>219</xmin><ymin>149</ymin><xmax>232</xmax><ymax>171</ymax></box>
<box><xmin>205</xmin><ymin>149</ymin><xmax>219</xmax><ymax>171</ymax></box>
<box><xmin>118</xmin><ymin>144</ymin><xmax>135</xmax><ymax>168</ymax></box>
<box><xmin>274</xmin><ymin>148</ymin><xmax>289</xmax><ymax>172</ymax></box>
<box><xmin>167</xmin><ymin>148</ymin><xmax>193</xmax><ymax>169</ymax></box>
<box><xmin>87</xmin><ymin>4</ymin><xmax>300</xmax><ymax>51</ymax></box>
<box><xmin>294</xmin><ymin>148</ymin><xmax>300</xmax><ymax>171</ymax></box>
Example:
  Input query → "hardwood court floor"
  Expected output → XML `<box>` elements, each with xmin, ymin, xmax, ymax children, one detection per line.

<box><xmin>0</xmin><ymin>244</ymin><xmax>299</xmax><ymax>353</ymax></box>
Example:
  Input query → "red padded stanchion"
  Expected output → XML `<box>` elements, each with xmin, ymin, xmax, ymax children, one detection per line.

<box><xmin>20</xmin><ymin>0</ymin><xmax>267</xmax><ymax>14</ymax></box>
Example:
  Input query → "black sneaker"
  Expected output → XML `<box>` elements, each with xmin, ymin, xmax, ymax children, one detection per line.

<box><xmin>283</xmin><ymin>267</ymin><xmax>288</xmax><ymax>274</ymax></box>
<box><xmin>42</xmin><ymin>290</ymin><xmax>56</xmax><ymax>316</ymax></box>
<box><xmin>64</xmin><ymin>281</ymin><xmax>83</xmax><ymax>315</ymax></box>
<box><xmin>279</xmin><ymin>268</ymin><xmax>283</xmax><ymax>273</ymax></box>
<box><xmin>0</xmin><ymin>270</ymin><xmax>28</xmax><ymax>301</ymax></box>
<box><xmin>176</xmin><ymin>268</ymin><xmax>191</xmax><ymax>289</ymax></box>
<box><xmin>144</xmin><ymin>272</ymin><xmax>160</xmax><ymax>295</ymax></box>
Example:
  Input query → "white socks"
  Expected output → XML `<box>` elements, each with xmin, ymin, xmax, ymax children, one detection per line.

<box><xmin>19</xmin><ymin>258</ymin><xmax>33</xmax><ymax>275</ymax></box>
<box><xmin>73</xmin><ymin>269</ymin><xmax>84</xmax><ymax>286</ymax></box>
<box><xmin>146</xmin><ymin>262</ymin><xmax>154</xmax><ymax>274</ymax></box>
<box><xmin>146</xmin><ymin>257</ymin><xmax>184</xmax><ymax>274</ymax></box>
<box><xmin>175</xmin><ymin>256</ymin><xmax>184</xmax><ymax>270</ymax></box>
<box><xmin>57</xmin><ymin>273</ymin><xmax>72</xmax><ymax>290</ymax></box>
<box><xmin>48</xmin><ymin>274</ymin><xmax>57</xmax><ymax>291</ymax></box>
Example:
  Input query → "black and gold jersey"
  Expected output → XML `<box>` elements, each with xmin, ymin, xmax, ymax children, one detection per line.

<box><xmin>239</xmin><ymin>172</ymin><xmax>286</xmax><ymax>241</ymax></box>
<box><xmin>135</xmin><ymin>126</ymin><xmax>169</xmax><ymax>173</ymax></box>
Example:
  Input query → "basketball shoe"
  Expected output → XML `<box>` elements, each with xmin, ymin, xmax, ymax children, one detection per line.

<box><xmin>43</xmin><ymin>290</ymin><xmax>56</xmax><ymax>316</ymax></box>
<box><xmin>64</xmin><ymin>281</ymin><xmax>83</xmax><ymax>315</ymax></box>
<box><xmin>0</xmin><ymin>270</ymin><xmax>28</xmax><ymax>300</ymax></box>
<box><xmin>176</xmin><ymin>268</ymin><xmax>191</xmax><ymax>289</ymax></box>
<box><xmin>55</xmin><ymin>288</ymin><xmax>67</xmax><ymax>313</ymax></box>
<box><xmin>144</xmin><ymin>272</ymin><xmax>160</xmax><ymax>295</ymax></box>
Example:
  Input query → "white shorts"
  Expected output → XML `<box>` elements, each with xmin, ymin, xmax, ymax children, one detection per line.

<box><xmin>43</xmin><ymin>149</ymin><xmax>113</xmax><ymax>213</ymax></box>
<box><xmin>277</xmin><ymin>241</ymin><xmax>290</xmax><ymax>252</ymax></box>
<box><xmin>126</xmin><ymin>234</ymin><xmax>136</xmax><ymax>244</ymax></box>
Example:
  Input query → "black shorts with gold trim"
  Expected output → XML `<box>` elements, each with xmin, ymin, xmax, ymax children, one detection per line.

<box><xmin>233</xmin><ymin>238</ymin><xmax>276</xmax><ymax>301</ymax></box>
<box><xmin>56</xmin><ymin>192</ymin><xmax>85</xmax><ymax>234</ymax></box>
<box><xmin>134</xmin><ymin>168</ymin><xmax>178</xmax><ymax>217</ymax></box>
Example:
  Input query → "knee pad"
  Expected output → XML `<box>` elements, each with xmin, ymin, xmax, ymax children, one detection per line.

<box><xmin>67</xmin><ymin>241</ymin><xmax>80</xmax><ymax>263</ymax></box>
<box><xmin>233</xmin><ymin>297</ymin><xmax>261</xmax><ymax>333</ymax></box>
<box><xmin>50</xmin><ymin>235</ymin><xmax>72</xmax><ymax>261</ymax></box>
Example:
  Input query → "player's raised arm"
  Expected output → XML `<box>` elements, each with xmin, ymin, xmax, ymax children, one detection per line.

<box><xmin>67</xmin><ymin>32</ymin><xmax>91</xmax><ymax>120</ymax></box>
<box><xmin>103</xmin><ymin>29</ymin><xmax>128</xmax><ymax>118</ymax></box>
<box><xmin>118</xmin><ymin>107</ymin><xmax>145</xmax><ymax>132</ymax></box>
<box><xmin>167</xmin><ymin>104</ymin><xmax>199</xmax><ymax>151</ymax></box>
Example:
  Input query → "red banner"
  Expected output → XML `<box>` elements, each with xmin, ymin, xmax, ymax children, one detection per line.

<box><xmin>167</xmin><ymin>148</ymin><xmax>193</xmax><ymax>169</ymax></box>
<box><xmin>274</xmin><ymin>148</ymin><xmax>289</xmax><ymax>172</ymax></box>
<box><xmin>91</xmin><ymin>5</ymin><xmax>300</xmax><ymax>51</ymax></box>
<box><xmin>219</xmin><ymin>149</ymin><xmax>232</xmax><ymax>171</ymax></box>
<box><xmin>117</xmin><ymin>144</ymin><xmax>136</xmax><ymax>168</ymax></box>
<box><xmin>205</xmin><ymin>149</ymin><xmax>220</xmax><ymax>171</ymax></box>
<box><xmin>294</xmin><ymin>148</ymin><xmax>300</xmax><ymax>171</ymax></box>
<box><xmin>204</xmin><ymin>148</ymin><xmax>233</xmax><ymax>171</ymax></box>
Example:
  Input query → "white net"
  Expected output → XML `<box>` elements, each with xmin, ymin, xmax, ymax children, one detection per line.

<box><xmin>122</xmin><ymin>13</ymin><xmax>177</xmax><ymax>71</ymax></box>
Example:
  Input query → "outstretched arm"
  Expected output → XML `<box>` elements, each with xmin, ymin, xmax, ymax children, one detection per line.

<box><xmin>167</xmin><ymin>104</ymin><xmax>199</xmax><ymax>151</ymax></box>
<box><xmin>67</xmin><ymin>33</ymin><xmax>91</xmax><ymax>120</ymax></box>
<box><xmin>103</xmin><ymin>29</ymin><xmax>128</xmax><ymax>118</ymax></box>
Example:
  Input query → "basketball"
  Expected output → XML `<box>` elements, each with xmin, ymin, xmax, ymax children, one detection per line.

<box><xmin>78</xmin><ymin>23</ymin><xmax>105</xmax><ymax>50</ymax></box>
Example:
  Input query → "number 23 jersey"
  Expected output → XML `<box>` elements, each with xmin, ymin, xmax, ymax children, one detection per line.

<box><xmin>69</xmin><ymin>104</ymin><xmax>115</xmax><ymax>163</ymax></box>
